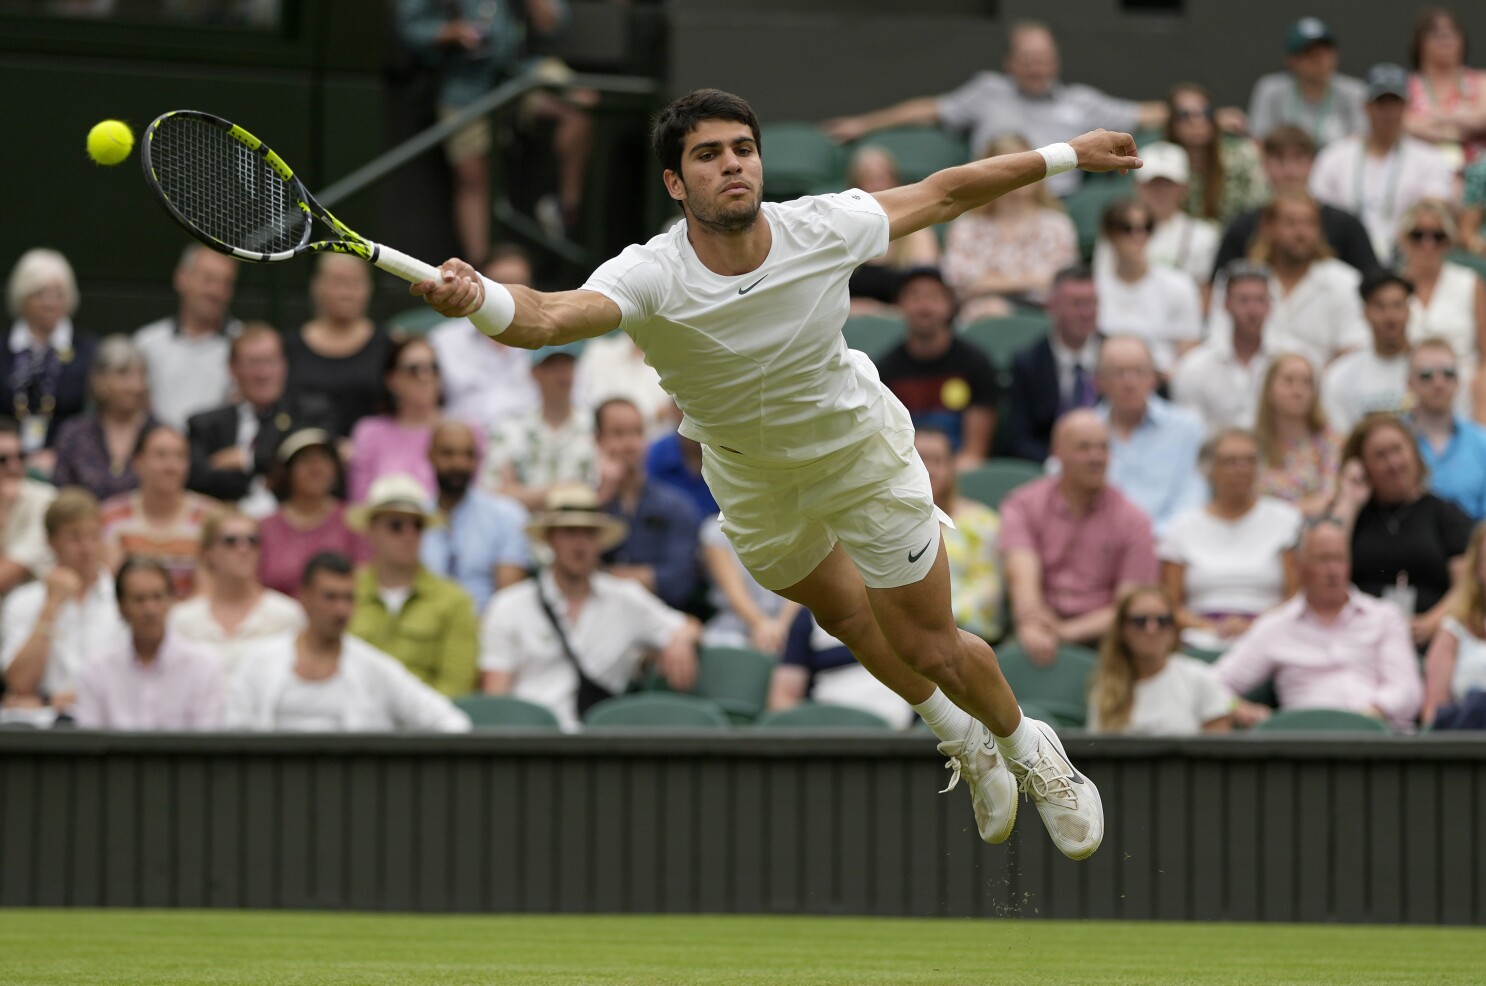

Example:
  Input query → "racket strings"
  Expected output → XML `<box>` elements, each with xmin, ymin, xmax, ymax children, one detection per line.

<box><xmin>152</xmin><ymin>116</ymin><xmax>309</xmax><ymax>254</ymax></box>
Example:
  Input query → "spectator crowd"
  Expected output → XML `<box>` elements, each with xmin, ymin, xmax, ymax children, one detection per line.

<box><xmin>8</xmin><ymin>8</ymin><xmax>1486</xmax><ymax>735</ymax></box>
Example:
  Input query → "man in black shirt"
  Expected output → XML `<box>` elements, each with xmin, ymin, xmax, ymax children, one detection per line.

<box><xmin>874</xmin><ymin>267</ymin><xmax>999</xmax><ymax>471</ymax></box>
<box><xmin>1210</xmin><ymin>125</ymin><xmax>1377</xmax><ymax>280</ymax></box>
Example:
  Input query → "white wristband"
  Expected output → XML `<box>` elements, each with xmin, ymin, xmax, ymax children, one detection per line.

<box><xmin>1036</xmin><ymin>142</ymin><xmax>1078</xmax><ymax>178</ymax></box>
<box><xmin>470</xmin><ymin>275</ymin><xmax>515</xmax><ymax>337</ymax></box>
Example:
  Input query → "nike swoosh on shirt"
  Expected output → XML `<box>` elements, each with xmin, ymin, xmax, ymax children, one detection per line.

<box><xmin>737</xmin><ymin>274</ymin><xmax>769</xmax><ymax>295</ymax></box>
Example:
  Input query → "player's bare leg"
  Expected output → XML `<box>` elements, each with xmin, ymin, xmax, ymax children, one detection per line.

<box><xmin>867</xmin><ymin>537</ymin><xmax>1103</xmax><ymax>860</ymax></box>
<box><xmin>775</xmin><ymin>543</ymin><xmax>1017</xmax><ymax>844</ymax></box>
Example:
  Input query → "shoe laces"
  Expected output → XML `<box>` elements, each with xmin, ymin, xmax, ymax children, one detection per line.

<box><xmin>939</xmin><ymin>755</ymin><xmax>963</xmax><ymax>795</ymax></box>
<box><xmin>1015</xmin><ymin>749</ymin><xmax>1077</xmax><ymax>808</ymax></box>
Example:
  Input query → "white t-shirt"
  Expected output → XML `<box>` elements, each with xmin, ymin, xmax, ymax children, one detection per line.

<box><xmin>480</xmin><ymin>570</ymin><xmax>687</xmax><ymax>730</ymax></box>
<box><xmin>1440</xmin><ymin>616</ymin><xmax>1486</xmax><ymax>704</ymax></box>
<box><xmin>1094</xmin><ymin>264</ymin><xmax>1202</xmax><ymax>373</ymax></box>
<box><xmin>1088</xmin><ymin>654</ymin><xmax>1233</xmax><ymax>736</ymax></box>
<box><xmin>133</xmin><ymin>317</ymin><xmax>242</xmax><ymax>431</ymax></box>
<box><xmin>581</xmin><ymin>191</ymin><xmax>894</xmax><ymax>463</ymax></box>
<box><xmin>274</xmin><ymin>673</ymin><xmax>355</xmax><ymax>732</ymax></box>
<box><xmin>1207</xmin><ymin>259</ymin><xmax>1366</xmax><ymax>366</ymax></box>
<box><xmin>0</xmin><ymin>574</ymin><xmax>124</xmax><ymax>698</ymax></box>
<box><xmin>1322</xmin><ymin>349</ymin><xmax>1412</xmax><ymax>433</ymax></box>
<box><xmin>1310</xmin><ymin>136</ymin><xmax>1454</xmax><ymax>261</ymax></box>
<box><xmin>429</xmin><ymin>320</ymin><xmax>538</xmax><ymax>431</ymax></box>
<box><xmin>1169</xmin><ymin>336</ymin><xmax>1275</xmax><ymax>434</ymax></box>
<box><xmin>1407</xmin><ymin>262</ymin><xmax>1481</xmax><ymax>361</ymax></box>
<box><xmin>1159</xmin><ymin>498</ymin><xmax>1302</xmax><ymax>615</ymax></box>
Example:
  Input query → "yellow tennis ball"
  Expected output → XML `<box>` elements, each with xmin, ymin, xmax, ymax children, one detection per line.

<box><xmin>87</xmin><ymin>120</ymin><xmax>134</xmax><ymax>166</ymax></box>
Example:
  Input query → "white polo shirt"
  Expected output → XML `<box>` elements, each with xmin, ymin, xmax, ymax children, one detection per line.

<box><xmin>0</xmin><ymin>573</ymin><xmax>124</xmax><ymax>699</ymax></box>
<box><xmin>480</xmin><ymin>570</ymin><xmax>686</xmax><ymax>730</ymax></box>
<box><xmin>582</xmin><ymin>191</ymin><xmax>893</xmax><ymax>463</ymax></box>
<box><xmin>1310</xmin><ymin>135</ymin><xmax>1454</xmax><ymax>261</ymax></box>
<box><xmin>1208</xmin><ymin>258</ymin><xmax>1368</xmax><ymax>366</ymax></box>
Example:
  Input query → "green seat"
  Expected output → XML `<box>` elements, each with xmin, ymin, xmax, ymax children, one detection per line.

<box><xmin>1062</xmin><ymin>174</ymin><xmax>1134</xmax><ymax>260</ymax></box>
<box><xmin>1253</xmin><ymin>708</ymin><xmax>1392</xmax><ymax>734</ymax></box>
<box><xmin>1181</xmin><ymin>644</ymin><xmax>1226</xmax><ymax>664</ymax></box>
<box><xmin>755</xmin><ymin>702</ymin><xmax>894</xmax><ymax>730</ymax></box>
<box><xmin>841</xmin><ymin>314</ymin><xmax>904</xmax><ymax>360</ymax></box>
<box><xmin>1447</xmin><ymin>249</ymin><xmax>1486</xmax><ymax>280</ymax></box>
<box><xmin>857</xmin><ymin>127</ymin><xmax>969</xmax><ymax>183</ymax></box>
<box><xmin>582</xmin><ymin>693</ymin><xmax>731</xmax><ymax>729</ymax></box>
<box><xmin>957</xmin><ymin>459</ymin><xmax>1044</xmax><ymax>509</ymax></box>
<box><xmin>454</xmin><ymin>694</ymin><xmax>562</xmax><ymax>729</ymax></box>
<box><xmin>385</xmin><ymin>304</ymin><xmax>446</xmax><ymax>338</ymax></box>
<box><xmin>761</xmin><ymin>122</ymin><xmax>844</xmax><ymax>198</ymax></box>
<box><xmin>694</xmin><ymin>645</ymin><xmax>776</xmax><ymax>723</ymax></box>
<box><xmin>992</xmin><ymin>641</ymin><xmax>1097</xmax><ymax>727</ymax></box>
<box><xmin>961</xmin><ymin>314</ymin><xmax>1050</xmax><ymax>388</ymax></box>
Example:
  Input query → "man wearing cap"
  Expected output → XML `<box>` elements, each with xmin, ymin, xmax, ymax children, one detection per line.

<box><xmin>483</xmin><ymin>340</ymin><xmax>596</xmax><ymax>513</ymax></box>
<box><xmin>187</xmin><ymin>324</ymin><xmax>336</xmax><ymax>514</ymax></box>
<box><xmin>1248</xmin><ymin>18</ymin><xmax>1368</xmax><ymax>146</ymax></box>
<box><xmin>1311</xmin><ymin>63</ymin><xmax>1454</xmax><ymax>261</ymax></box>
<box><xmin>420</xmin><ymin>420</ymin><xmax>531</xmax><ymax>615</ymax></box>
<box><xmin>874</xmin><ymin>267</ymin><xmax>998</xmax><ymax>471</ymax></box>
<box><xmin>429</xmin><ymin>245</ymin><xmax>539</xmax><ymax>428</ymax></box>
<box><xmin>480</xmin><ymin>484</ymin><xmax>700</xmax><ymax>731</ymax></box>
<box><xmin>346</xmin><ymin>474</ymin><xmax>480</xmax><ymax>696</ymax></box>
<box><xmin>1092</xmin><ymin>142</ymin><xmax>1218</xmax><ymax>287</ymax></box>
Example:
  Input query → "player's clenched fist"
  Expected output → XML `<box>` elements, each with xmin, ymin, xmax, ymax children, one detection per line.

<box><xmin>1069</xmin><ymin>129</ymin><xmax>1143</xmax><ymax>175</ymax></box>
<box><xmin>409</xmin><ymin>258</ymin><xmax>485</xmax><ymax>318</ymax></box>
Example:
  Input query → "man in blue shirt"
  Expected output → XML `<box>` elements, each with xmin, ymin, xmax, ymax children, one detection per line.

<box><xmin>420</xmin><ymin>420</ymin><xmax>531</xmax><ymax>614</ymax></box>
<box><xmin>595</xmin><ymin>398</ymin><xmax>701</xmax><ymax>610</ymax></box>
<box><xmin>1095</xmin><ymin>335</ymin><xmax>1206</xmax><ymax>536</ymax></box>
<box><xmin>1407</xmin><ymin>339</ymin><xmax>1486</xmax><ymax>520</ymax></box>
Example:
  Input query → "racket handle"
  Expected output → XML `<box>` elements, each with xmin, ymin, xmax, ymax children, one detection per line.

<box><xmin>369</xmin><ymin>243</ymin><xmax>441</xmax><ymax>284</ymax></box>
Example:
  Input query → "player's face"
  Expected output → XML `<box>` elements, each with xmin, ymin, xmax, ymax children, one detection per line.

<box><xmin>667</xmin><ymin>120</ymin><xmax>763</xmax><ymax>234</ymax></box>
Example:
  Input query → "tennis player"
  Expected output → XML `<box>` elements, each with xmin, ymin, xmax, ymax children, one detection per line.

<box><xmin>413</xmin><ymin>89</ymin><xmax>1141</xmax><ymax>859</ymax></box>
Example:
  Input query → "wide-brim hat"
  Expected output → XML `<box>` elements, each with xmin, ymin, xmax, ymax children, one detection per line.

<box><xmin>347</xmin><ymin>473</ymin><xmax>443</xmax><ymax>533</ymax></box>
<box><xmin>525</xmin><ymin>483</ymin><xmax>629</xmax><ymax>551</ymax></box>
<box><xmin>276</xmin><ymin>427</ymin><xmax>334</xmax><ymax>464</ymax></box>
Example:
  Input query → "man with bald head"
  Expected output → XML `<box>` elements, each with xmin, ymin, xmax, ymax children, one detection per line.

<box><xmin>824</xmin><ymin>21</ymin><xmax>1164</xmax><ymax>196</ymax></box>
<box><xmin>1000</xmin><ymin>409</ymin><xmax>1158</xmax><ymax>664</ymax></box>
<box><xmin>1215</xmin><ymin>518</ymin><xmax>1422</xmax><ymax>730</ymax></box>
<box><xmin>1096</xmin><ymin>335</ymin><xmax>1205</xmax><ymax>536</ymax></box>
<box><xmin>420</xmin><ymin>419</ymin><xmax>530</xmax><ymax>613</ymax></box>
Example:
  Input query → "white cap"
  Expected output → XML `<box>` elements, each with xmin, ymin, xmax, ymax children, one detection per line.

<box><xmin>1136</xmin><ymin>141</ymin><xmax>1191</xmax><ymax>185</ymax></box>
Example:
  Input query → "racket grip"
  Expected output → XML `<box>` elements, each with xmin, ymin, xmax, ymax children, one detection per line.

<box><xmin>369</xmin><ymin>243</ymin><xmax>441</xmax><ymax>284</ymax></box>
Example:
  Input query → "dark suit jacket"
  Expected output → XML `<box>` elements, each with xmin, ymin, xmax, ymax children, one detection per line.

<box><xmin>186</xmin><ymin>394</ymin><xmax>337</xmax><ymax>501</ymax></box>
<box><xmin>0</xmin><ymin>329</ymin><xmax>97</xmax><ymax>448</ymax></box>
<box><xmin>1005</xmin><ymin>338</ymin><xmax>1062</xmax><ymax>463</ymax></box>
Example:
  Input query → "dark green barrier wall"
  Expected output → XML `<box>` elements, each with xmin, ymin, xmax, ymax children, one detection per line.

<box><xmin>0</xmin><ymin>732</ymin><xmax>1481</xmax><ymax>924</ymax></box>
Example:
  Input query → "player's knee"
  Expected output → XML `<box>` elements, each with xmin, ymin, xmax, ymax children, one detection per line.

<box><xmin>898</xmin><ymin>629</ymin><xmax>975</xmax><ymax>692</ymax></box>
<box><xmin>813</xmin><ymin>604</ymin><xmax>876</xmax><ymax>651</ymax></box>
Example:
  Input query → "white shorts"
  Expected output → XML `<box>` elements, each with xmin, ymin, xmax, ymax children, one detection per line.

<box><xmin>702</xmin><ymin>408</ymin><xmax>952</xmax><ymax>592</ymax></box>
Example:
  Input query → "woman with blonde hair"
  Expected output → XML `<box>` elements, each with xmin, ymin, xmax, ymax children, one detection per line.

<box><xmin>843</xmin><ymin>145</ymin><xmax>940</xmax><ymax>312</ymax></box>
<box><xmin>168</xmin><ymin>508</ymin><xmax>304</xmax><ymax>675</ymax></box>
<box><xmin>1087</xmin><ymin>584</ymin><xmax>1232</xmax><ymax>735</ymax></box>
<box><xmin>1422</xmin><ymin>520</ymin><xmax>1486</xmax><ymax>724</ymax></box>
<box><xmin>1398</xmin><ymin>199</ymin><xmax>1486</xmax><ymax>373</ymax></box>
<box><xmin>941</xmin><ymin>132</ymin><xmax>1078</xmax><ymax>321</ymax></box>
<box><xmin>1254</xmin><ymin>353</ymin><xmax>1341</xmax><ymax>517</ymax></box>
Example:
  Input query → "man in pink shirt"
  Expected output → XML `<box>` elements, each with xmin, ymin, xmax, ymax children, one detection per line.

<box><xmin>73</xmin><ymin>557</ymin><xmax>224</xmax><ymax>731</ymax></box>
<box><xmin>1001</xmin><ymin>409</ymin><xmax>1159</xmax><ymax>663</ymax></box>
<box><xmin>1214</xmin><ymin>518</ymin><xmax>1422</xmax><ymax>730</ymax></box>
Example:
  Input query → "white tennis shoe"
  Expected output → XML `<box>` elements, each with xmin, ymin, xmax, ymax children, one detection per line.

<box><xmin>937</xmin><ymin>720</ymin><xmax>1018</xmax><ymax>844</ymax></box>
<box><xmin>1005</xmin><ymin>717</ymin><xmax>1104</xmax><ymax>860</ymax></box>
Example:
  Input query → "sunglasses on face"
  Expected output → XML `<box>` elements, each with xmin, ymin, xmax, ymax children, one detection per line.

<box><xmin>1173</xmin><ymin>107</ymin><xmax>1213</xmax><ymax>121</ymax></box>
<box><xmin>1416</xmin><ymin>366</ymin><xmax>1458</xmax><ymax>382</ymax></box>
<box><xmin>397</xmin><ymin>361</ymin><xmax>438</xmax><ymax>377</ymax></box>
<box><xmin>1114</xmin><ymin>221</ymin><xmax>1155</xmax><ymax>236</ymax></box>
<box><xmin>1125</xmin><ymin>614</ymin><xmax>1175</xmax><ymax>630</ymax></box>
<box><xmin>382</xmin><ymin>516</ymin><xmax>424</xmax><ymax>535</ymax></box>
<box><xmin>0</xmin><ymin>452</ymin><xmax>21</xmax><ymax>467</ymax></box>
<box><xmin>217</xmin><ymin>533</ymin><xmax>260</xmax><ymax>549</ymax></box>
<box><xmin>1407</xmin><ymin>229</ymin><xmax>1450</xmax><ymax>245</ymax></box>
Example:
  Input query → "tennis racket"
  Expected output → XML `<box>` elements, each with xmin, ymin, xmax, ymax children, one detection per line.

<box><xmin>139</xmin><ymin>109</ymin><xmax>439</xmax><ymax>284</ymax></box>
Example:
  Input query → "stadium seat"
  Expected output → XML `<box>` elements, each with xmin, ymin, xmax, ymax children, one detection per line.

<box><xmin>385</xmin><ymin>304</ymin><xmax>446</xmax><ymax>338</ymax></box>
<box><xmin>991</xmin><ymin>641</ymin><xmax>1097</xmax><ymax>727</ymax></box>
<box><xmin>1447</xmin><ymin>249</ymin><xmax>1486</xmax><ymax>280</ymax></box>
<box><xmin>761</xmin><ymin>122</ymin><xmax>844</xmax><ymax>199</ymax></box>
<box><xmin>1181</xmin><ymin>644</ymin><xmax>1226</xmax><ymax>664</ymax></box>
<box><xmin>1253</xmin><ymin>708</ymin><xmax>1392</xmax><ymax>734</ymax></box>
<box><xmin>1062</xmin><ymin>173</ymin><xmax>1134</xmax><ymax>260</ymax></box>
<box><xmin>841</xmin><ymin>314</ymin><xmax>905</xmax><ymax>359</ymax></box>
<box><xmin>957</xmin><ymin>459</ymin><xmax>1044</xmax><ymax>509</ymax></box>
<box><xmin>583</xmin><ymin>692</ymin><xmax>732</xmax><ymax>729</ymax></box>
<box><xmin>961</xmin><ymin>313</ymin><xmax>1050</xmax><ymax>388</ymax></box>
<box><xmin>755</xmin><ymin>702</ymin><xmax>895</xmax><ymax>730</ymax></box>
<box><xmin>693</xmin><ymin>645</ymin><xmax>777</xmax><ymax>723</ymax></box>
<box><xmin>857</xmin><ymin>127</ymin><xmax>970</xmax><ymax>183</ymax></box>
<box><xmin>454</xmin><ymin>694</ymin><xmax>562</xmax><ymax>729</ymax></box>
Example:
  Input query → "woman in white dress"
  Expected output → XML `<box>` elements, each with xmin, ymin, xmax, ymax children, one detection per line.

<box><xmin>1422</xmin><ymin>520</ymin><xmax>1486</xmax><ymax>724</ymax></box>
<box><xmin>1160</xmin><ymin>428</ymin><xmax>1302</xmax><ymax>652</ymax></box>
<box><xmin>1399</xmin><ymin>199</ymin><xmax>1486</xmax><ymax>418</ymax></box>
<box><xmin>1087</xmin><ymin>585</ymin><xmax>1233</xmax><ymax>736</ymax></box>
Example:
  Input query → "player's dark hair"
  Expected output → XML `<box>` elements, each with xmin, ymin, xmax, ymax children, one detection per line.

<box><xmin>594</xmin><ymin>397</ymin><xmax>641</xmax><ymax>437</ymax></box>
<box><xmin>652</xmin><ymin>89</ymin><xmax>762</xmax><ymax>176</ymax></box>
<box><xmin>1359</xmin><ymin>268</ymin><xmax>1415</xmax><ymax>302</ymax></box>
<box><xmin>115</xmin><ymin>555</ymin><xmax>173</xmax><ymax>606</ymax></box>
<box><xmin>302</xmin><ymin>550</ymin><xmax>352</xmax><ymax>588</ymax></box>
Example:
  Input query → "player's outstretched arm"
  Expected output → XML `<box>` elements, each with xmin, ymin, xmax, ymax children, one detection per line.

<box><xmin>409</xmin><ymin>259</ymin><xmax>622</xmax><ymax>350</ymax></box>
<box><xmin>872</xmin><ymin>129</ymin><xmax>1142</xmax><ymax>240</ymax></box>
